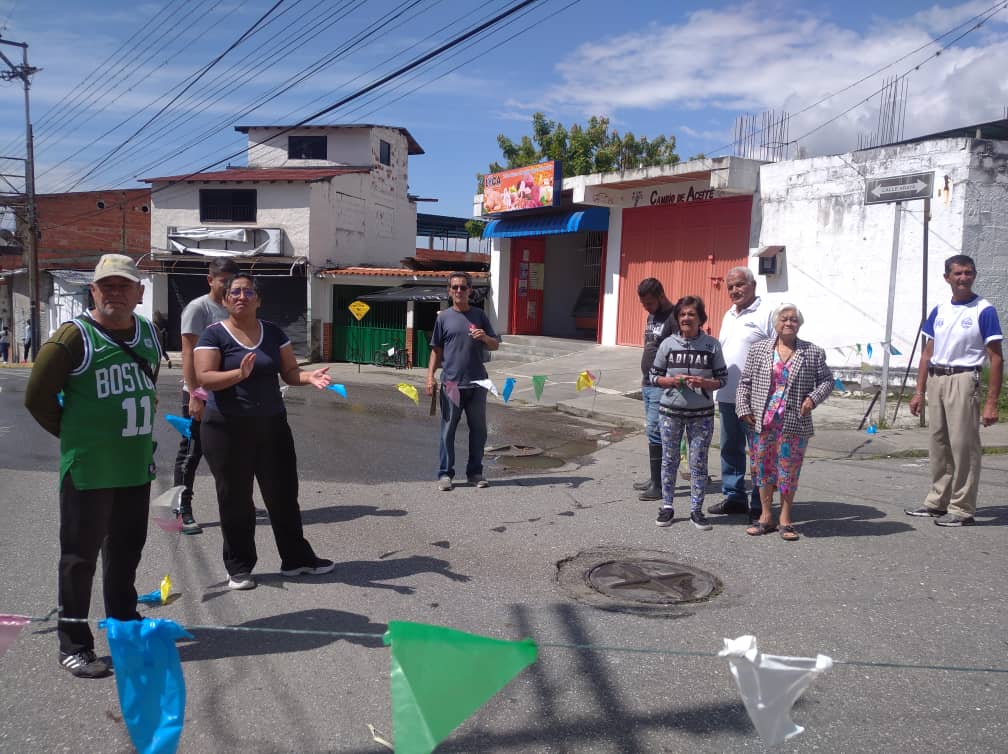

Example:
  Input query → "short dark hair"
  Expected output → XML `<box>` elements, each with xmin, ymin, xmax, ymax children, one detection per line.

<box><xmin>209</xmin><ymin>258</ymin><xmax>241</xmax><ymax>277</ymax></box>
<box><xmin>226</xmin><ymin>274</ymin><xmax>260</xmax><ymax>297</ymax></box>
<box><xmin>637</xmin><ymin>278</ymin><xmax>665</xmax><ymax>298</ymax></box>
<box><xmin>448</xmin><ymin>271</ymin><xmax>473</xmax><ymax>288</ymax></box>
<box><xmin>674</xmin><ymin>295</ymin><xmax>708</xmax><ymax>326</ymax></box>
<box><xmin>944</xmin><ymin>254</ymin><xmax>975</xmax><ymax>274</ymax></box>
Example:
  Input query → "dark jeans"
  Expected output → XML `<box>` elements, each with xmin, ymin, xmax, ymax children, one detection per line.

<box><xmin>438</xmin><ymin>386</ymin><xmax>487</xmax><ymax>479</ymax></box>
<box><xmin>718</xmin><ymin>401</ymin><xmax>760</xmax><ymax>511</ymax></box>
<box><xmin>23</xmin><ymin>341</ymin><xmax>30</xmax><ymax>362</ymax></box>
<box><xmin>58</xmin><ymin>475</ymin><xmax>149</xmax><ymax>655</ymax></box>
<box><xmin>172</xmin><ymin>390</ymin><xmax>201</xmax><ymax>512</ymax></box>
<box><xmin>200</xmin><ymin>408</ymin><xmax>316</xmax><ymax>576</ymax></box>
<box><xmin>0</xmin><ymin>343</ymin><xmax>8</xmax><ymax>361</ymax></box>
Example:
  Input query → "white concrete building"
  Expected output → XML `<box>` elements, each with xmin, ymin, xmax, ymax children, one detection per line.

<box><xmin>145</xmin><ymin>124</ymin><xmax>424</xmax><ymax>357</ymax></box>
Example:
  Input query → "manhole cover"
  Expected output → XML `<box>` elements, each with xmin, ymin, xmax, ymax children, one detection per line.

<box><xmin>556</xmin><ymin>547</ymin><xmax>722</xmax><ymax>616</ymax></box>
<box><xmin>587</xmin><ymin>560</ymin><xmax>717</xmax><ymax>604</ymax></box>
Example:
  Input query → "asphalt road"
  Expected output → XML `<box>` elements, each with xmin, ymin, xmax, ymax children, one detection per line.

<box><xmin>1</xmin><ymin>365</ymin><xmax>1007</xmax><ymax>753</ymax></box>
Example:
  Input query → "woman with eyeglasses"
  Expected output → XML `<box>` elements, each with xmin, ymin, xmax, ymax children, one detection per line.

<box><xmin>195</xmin><ymin>274</ymin><xmax>334</xmax><ymax>590</ymax></box>
<box><xmin>736</xmin><ymin>303</ymin><xmax>833</xmax><ymax>541</ymax></box>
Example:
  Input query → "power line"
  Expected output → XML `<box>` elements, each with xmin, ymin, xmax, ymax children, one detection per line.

<box><xmin>63</xmin><ymin>0</ymin><xmax>291</xmax><ymax>192</ymax></box>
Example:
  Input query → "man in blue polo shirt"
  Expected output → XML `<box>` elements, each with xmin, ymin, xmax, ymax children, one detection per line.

<box><xmin>906</xmin><ymin>254</ymin><xmax>1003</xmax><ymax>526</ymax></box>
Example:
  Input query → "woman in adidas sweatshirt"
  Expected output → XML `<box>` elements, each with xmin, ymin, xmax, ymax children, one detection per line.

<box><xmin>649</xmin><ymin>296</ymin><xmax>727</xmax><ymax>529</ymax></box>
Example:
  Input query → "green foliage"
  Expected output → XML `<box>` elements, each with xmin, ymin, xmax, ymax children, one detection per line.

<box><xmin>463</xmin><ymin>219</ymin><xmax>486</xmax><ymax>238</ymax></box>
<box><xmin>477</xmin><ymin>112</ymin><xmax>680</xmax><ymax>193</ymax></box>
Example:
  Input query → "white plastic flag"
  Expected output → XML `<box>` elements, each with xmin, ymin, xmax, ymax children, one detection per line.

<box><xmin>472</xmin><ymin>378</ymin><xmax>500</xmax><ymax>398</ymax></box>
<box><xmin>719</xmin><ymin>635</ymin><xmax>832</xmax><ymax>747</ymax></box>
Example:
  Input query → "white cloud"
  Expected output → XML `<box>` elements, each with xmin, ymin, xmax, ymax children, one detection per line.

<box><xmin>545</xmin><ymin>1</ymin><xmax>1008</xmax><ymax>157</ymax></box>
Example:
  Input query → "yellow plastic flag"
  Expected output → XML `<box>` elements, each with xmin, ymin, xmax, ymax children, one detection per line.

<box><xmin>575</xmin><ymin>370</ymin><xmax>596</xmax><ymax>391</ymax></box>
<box><xmin>159</xmin><ymin>575</ymin><xmax>172</xmax><ymax>605</ymax></box>
<box><xmin>397</xmin><ymin>383</ymin><xmax>420</xmax><ymax>406</ymax></box>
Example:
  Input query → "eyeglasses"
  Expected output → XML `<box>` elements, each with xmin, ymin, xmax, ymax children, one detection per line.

<box><xmin>450</xmin><ymin>285</ymin><xmax>469</xmax><ymax>291</ymax></box>
<box><xmin>229</xmin><ymin>288</ymin><xmax>257</xmax><ymax>298</ymax></box>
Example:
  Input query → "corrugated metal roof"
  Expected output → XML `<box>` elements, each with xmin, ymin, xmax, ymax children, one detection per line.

<box><xmin>142</xmin><ymin>167</ymin><xmax>369</xmax><ymax>184</ymax></box>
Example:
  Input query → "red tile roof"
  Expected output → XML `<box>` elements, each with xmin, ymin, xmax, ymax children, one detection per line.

<box><xmin>317</xmin><ymin>267</ymin><xmax>488</xmax><ymax>279</ymax></box>
<box><xmin>142</xmin><ymin>167</ymin><xmax>370</xmax><ymax>184</ymax></box>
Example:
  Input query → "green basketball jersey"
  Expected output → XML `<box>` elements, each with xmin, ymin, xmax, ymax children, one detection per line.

<box><xmin>60</xmin><ymin>314</ymin><xmax>161</xmax><ymax>489</ymax></box>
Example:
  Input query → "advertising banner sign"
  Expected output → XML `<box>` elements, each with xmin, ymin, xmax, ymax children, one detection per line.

<box><xmin>482</xmin><ymin>161</ymin><xmax>560</xmax><ymax>214</ymax></box>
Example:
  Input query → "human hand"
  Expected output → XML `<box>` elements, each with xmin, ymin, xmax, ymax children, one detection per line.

<box><xmin>188</xmin><ymin>393</ymin><xmax>205</xmax><ymax>422</ymax></box>
<box><xmin>981</xmin><ymin>400</ymin><xmax>999</xmax><ymax>427</ymax></box>
<box><xmin>238</xmin><ymin>352</ymin><xmax>256</xmax><ymax>380</ymax></box>
<box><xmin>740</xmin><ymin>414</ymin><xmax>756</xmax><ymax>428</ymax></box>
<box><xmin>800</xmin><ymin>397</ymin><xmax>815</xmax><ymax>416</ymax></box>
<box><xmin>469</xmin><ymin>327</ymin><xmax>486</xmax><ymax>341</ymax></box>
<box><xmin>909</xmin><ymin>393</ymin><xmax>922</xmax><ymax>417</ymax></box>
<box><xmin>425</xmin><ymin>377</ymin><xmax>437</xmax><ymax>396</ymax></box>
<box><xmin>683</xmin><ymin>375</ymin><xmax>708</xmax><ymax>390</ymax></box>
<box><xmin>309</xmin><ymin>366</ymin><xmax>331</xmax><ymax>390</ymax></box>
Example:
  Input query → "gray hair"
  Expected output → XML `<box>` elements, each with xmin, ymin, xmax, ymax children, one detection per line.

<box><xmin>726</xmin><ymin>266</ymin><xmax>755</xmax><ymax>285</ymax></box>
<box><xmin>772</xmin><ymin>302</ymin><xmax>804</xmax><ymax>326</ymax></box>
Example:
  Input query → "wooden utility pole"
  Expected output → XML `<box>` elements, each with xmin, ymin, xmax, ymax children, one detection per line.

<box><xmin>0</xmin><ymin>36</ymin><xmax>40</xmax><ymax>359</ymax></box>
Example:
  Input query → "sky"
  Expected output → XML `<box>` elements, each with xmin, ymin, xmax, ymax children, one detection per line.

<box><xmin>0</xmin><ymin>0</ymin><xmax>1006</xmax><ymax>225</ymax></box>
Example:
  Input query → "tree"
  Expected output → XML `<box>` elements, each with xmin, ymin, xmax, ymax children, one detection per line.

<box><xmin>479</xmin><ymin>113</ymin><xmax>679</xmax><ymax>191</ymax></box>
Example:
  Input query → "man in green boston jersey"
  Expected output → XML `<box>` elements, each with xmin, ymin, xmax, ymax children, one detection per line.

<box><xmin>25</xmin><ymin>254</ymin><xmax>162</xmax><ymax>678</ymax></box>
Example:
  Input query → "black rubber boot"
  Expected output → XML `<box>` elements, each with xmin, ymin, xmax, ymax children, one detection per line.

<box><xmin>638</xmin><ymin>443</ymin><xmax>663</xmax><ymax>501</ymax></box>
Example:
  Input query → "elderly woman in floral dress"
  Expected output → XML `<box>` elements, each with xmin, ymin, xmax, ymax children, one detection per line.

<box><xmin>736</xmin><ymin>303</ymin><xmax>833</xmax><ymax>541</ymax></box>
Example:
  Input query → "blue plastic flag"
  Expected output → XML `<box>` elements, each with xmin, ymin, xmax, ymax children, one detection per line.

<box><xmin>327</xmin><ymin>383</ymin><xmax>347</xmax><ymax>398</ymax></box>
<box><xmin>102</xmin><ymin>618</ymin><xmax>192</xmax><ymax>754</ymax></box>
<box><xmin>57</xmin><ymin>391</ymin><xmax>64</xmax><ymax>407</ymax></box>
<box><xmin>866</xmin><ymin>423</ymin><xmax>877</xmax><ymax>435</ymax></box>
<box><xmin>833</xmin><ymin>378</ymin><xmax>845</xmax><ymax>392</ymax></box>
<box><xmin>502</xmin><ymin>377</ymin><xmax>516</xmax><ymax>403</ymax></box>
<box><xmin>138</xmin><ymin>589</ymin><xmax>163</xmax><ymax>605</ymax></box>
<box><xmin>889</xmin><ymin>345</ymin><xmax>902</xmax><ymax>356</ymax></box>
<box><xmin>866</xmin><ymin>343</ymin><xmax>873</xmax><ymax>359</ymax></box>
<box><xmin>164</xmin><ymin>415</ymin><xmax>192</xmax><ymax>439</ymax></box>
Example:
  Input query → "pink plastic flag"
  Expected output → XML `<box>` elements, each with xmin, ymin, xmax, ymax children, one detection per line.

<box><xmin>0</xmin><ymin>615</ymin><xmax>29</xmax><ymax>658</ymax></box>
<box><xmin>443</xmin><ymin>381</ymin><xmax>461</xmax><ymax>407</ymax></box>
<box><xmin>719</xmin><ymin>635</ymin><xmax>832</xmax><ymax>747</ymax></box>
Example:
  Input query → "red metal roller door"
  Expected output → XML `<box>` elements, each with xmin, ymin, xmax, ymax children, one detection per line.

<box><xmin>615</xmin><ymin>195</ymin><xmax>752</xmax><ymax>345</ymax></box>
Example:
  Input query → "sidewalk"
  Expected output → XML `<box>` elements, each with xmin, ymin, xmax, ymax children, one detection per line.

<box><xmin>164</xmin><ymin>345</ymin><xmax>1008</xmax><ymax>460</ymax></box>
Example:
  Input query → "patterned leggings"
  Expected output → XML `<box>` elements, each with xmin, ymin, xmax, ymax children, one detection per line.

<box><xmin>659</xmin><ymin>415</ymin><xmax>714</xmax><ymax>511</ymax></box>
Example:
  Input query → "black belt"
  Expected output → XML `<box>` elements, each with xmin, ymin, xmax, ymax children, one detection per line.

<box><xmin>928</xmin><ymin>365</ymin><xmax>980</xmax><ymax>376</ymax></box>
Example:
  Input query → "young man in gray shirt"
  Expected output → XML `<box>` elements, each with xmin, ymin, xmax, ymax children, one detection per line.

<box><xmin>173</xmin><ymin>258</ymin><xmax>240</xmax><ymax>533</ymax></box>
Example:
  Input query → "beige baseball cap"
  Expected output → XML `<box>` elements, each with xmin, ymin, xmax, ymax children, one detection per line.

<box><xmin>93</xmin><ymin>254</ymin><xmax>143</xmax><ymax>283</ymax></box>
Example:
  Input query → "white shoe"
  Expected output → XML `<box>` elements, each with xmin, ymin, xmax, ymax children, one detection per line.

<box><xmin>227</xmin><ymin>572</ymin><xmax>256</xmax><ymax>590</ymax></box>
<box><xmin>438</xmin><ymin>475</ymin><xmax>453</xmax><ymax>491</ymax></box>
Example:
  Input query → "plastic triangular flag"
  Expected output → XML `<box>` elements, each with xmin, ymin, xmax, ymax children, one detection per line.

<box><xmin>472</xmin><ymin>378</ymin><xmax>499</xmax><ymax>398</ymax></box>
<box><xmin>719</xmin><ymin>635</ymin><xmax>832</xmax><ymax>747</ymax></box>
<box><xmin>889</xmin><ymin>344</ymin><xmax>902</xmax><ymax>356</ymax></box>
<box><xmin>384</xmin><ymin>621</ymin><xmax>537</xmax><ymax>754</ymax></box>
<box><xmin>833</xmin><ymin>378</ymin><xmax>845</xmax><ymax>392</ymax></box>
<box><xmin>397</xmin><ymin>383</ymin><xmax>419</xmax><ymax>406</ymax></box>
<box><xmin>326</xmin><ymin>383</ymin><xmax>347</xmax><ymax>398</ymax></box>
<box><xmin>150</xmin><ymin>486</ymin><xmax>184</xmax><ymax>533</ymax></box>
<box><xmin>103</xmin><ymin>618</ymin><xmax>193</xmax><ymax>754</ymax></box>
<box><xmin>502</xmin><ymin>377</ymin><xmax>516</xmax><ymax>403</ymax></box>
<box><xmin>0</xmin><ymin>615</ymin><xmax>29</xmax><ymax>658</ymax></box>
<box><xmin>443</xmin><ymin>381</ymin><xmax>461</xmax><ymax>407</ymax></box>
<box><xmin>575</xmin><ymin>370</ymin><xmax>596</xmax><ymax>391</ymax></box>
<box><xmin>164</xmin><ymin>414</ymin><xmax>191</xmax><ymax>439</ymax></box>
<box><xmin>866</xmin><ymin>343</ymin><xmax>873</xmax><ymax>359</ymax></box>
<box><xmin>532</xmin><ymin>375</ymin><xmax>547</xmax><ymax>401</ymax></box>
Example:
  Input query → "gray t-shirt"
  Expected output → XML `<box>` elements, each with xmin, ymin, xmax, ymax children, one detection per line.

<box><xmin>430</xmin><ymin>306</ymin><xmax>499</xmax><ymax>387</ymax></box>
<box><xmin>180</xmin><ymin>293</ymin><xmax>228</xmax><ymax>392</ymax></box>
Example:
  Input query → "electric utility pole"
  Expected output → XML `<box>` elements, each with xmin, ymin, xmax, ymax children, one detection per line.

<box><xmin>0</xmin><ymin>36</ymin><xmax>40</xmax><ymax>360</ymax></box>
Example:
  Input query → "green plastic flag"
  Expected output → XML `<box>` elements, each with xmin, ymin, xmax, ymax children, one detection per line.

<box><xmin>531</xmin><ymin>375</ymin><xmax>547</xmax><ymax>401</ymax></box>
<box><xmin>384</xmin><ymin>621</ymin><xmax>538</xmax><ymax>754</ymax></box>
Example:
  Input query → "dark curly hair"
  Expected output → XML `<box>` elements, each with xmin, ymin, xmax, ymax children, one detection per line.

<box><xmin>674</xmin><ymin>295</ymin><xmax>708</xmax><ymax>326</ymax></box>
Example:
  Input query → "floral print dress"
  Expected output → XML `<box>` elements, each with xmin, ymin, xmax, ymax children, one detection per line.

<box><xmin>750</xmin><ymin>351</ymin><xmax>809</xmax><ymax>496</ymax></box>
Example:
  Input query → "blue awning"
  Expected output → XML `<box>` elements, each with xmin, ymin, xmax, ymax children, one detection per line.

<box><xmin>482</xmin><ymin>206</ymin><xmax>610</xmax><ymax>238</ymax></box>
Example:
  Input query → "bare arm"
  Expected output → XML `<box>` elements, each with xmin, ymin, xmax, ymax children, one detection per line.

<box><xmin>426</xmin><ymin>346</ymin><xmax>443</xmax><ymax>395</ymax></box>
<box><xmin>180</xmin><ymin>332</ymin><xmax>206</xmax><ymax>420</ymax></box>
<box><xmin>195</xmin><ymin>347</ymin><xmax>255</xmax><ymax>391</ymax></box>
<box><xmin>981</xmin><ymin>341</ymin><xmax>1003</xmax><ymax>427</ymax></box>
<box><xmin>909</xmin><ymin>338</ymin><xmax>933</xmax><ymax>417</ymax></box>
<box><xmin>278</xmin><ymin>343</ymin><xmax>331</xmax><ymax>388</ymax></box>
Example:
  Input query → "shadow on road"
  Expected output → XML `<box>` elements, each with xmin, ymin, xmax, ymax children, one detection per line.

<box><xmin>975</xmin><ymin>504</ymin><xmax>1008</xmax><ymax>526</ymax></box>
<box><xmin>791</xmin><ymin>500</ymin><xmax>914</xmax><ymax>537</ymax></box>
<box><xmin>300</xmin><ymin>504</ymin><xmax>407</xmax><ymax>525</ymax></box>
<box><xmin>179</xmin><ymin>608</ymin><xmax>386</xmax><ymax>661</ymax></box>
<box><xmin>490</xmin><ymin>475</ymin><xmax>593</xmax><ymax>489</ymax></box>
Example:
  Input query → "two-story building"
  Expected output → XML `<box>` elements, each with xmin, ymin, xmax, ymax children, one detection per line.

<box><xmin>145</xmin><ymin>123</ymin><xmax>425</xmax><ymax>357</ymax></box>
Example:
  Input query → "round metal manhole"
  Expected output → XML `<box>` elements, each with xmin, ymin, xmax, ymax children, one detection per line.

<box><xmin>556</xmin><ymin>547</ymin><xmax>722</xmax><ymax>616</ymax></box>
<box><xmin>587</xmin><ymin>560</ymin><xmax>717</xmax><ymax>604</ymax></box>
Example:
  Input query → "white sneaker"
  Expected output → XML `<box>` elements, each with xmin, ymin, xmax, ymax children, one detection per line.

<box><xmin>227</xmin><ymin>572</ymin><xmax>256</xmax><ymax>590</ymax></box>
<box><xmin>467</xmin><ymin>475</ymin><xmax>489</xmax><ymax>488</ymax></box>
<box><xmin>438</xmin><ymin>475</ymin><xmax>453</xmax><ymax>491</ymax></box>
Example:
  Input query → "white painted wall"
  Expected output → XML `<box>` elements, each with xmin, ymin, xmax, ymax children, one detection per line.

<box><xmin>245</xmin><ymin>127</ymin><xmax>373</xmax><ymax>167</ymax></box>
<box><xmin>757</xmin><ymin>137</ymin><xmax>1008</xmax><ymax>377</ymax></box>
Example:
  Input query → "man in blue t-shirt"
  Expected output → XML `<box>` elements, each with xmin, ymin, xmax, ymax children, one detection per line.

<box><xmin>906</xmin><ymin>254</ymin><xmax>1003</xmax><ymax>526</ymax></box>
<box><xmin>425</xmin><ymin>272</ymin><xmax>500</xmax><ymax>491</ymax></box>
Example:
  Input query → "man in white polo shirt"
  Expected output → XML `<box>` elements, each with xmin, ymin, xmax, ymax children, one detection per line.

<box><xmin>906</xmin><ymin>254</ymin><xmax>1003</xmax><ymax>527</ymax></box>
<box><xmin>709</xmin><ymin>266</ymin><xmax>774</xmax><ymax>522</ymax></box>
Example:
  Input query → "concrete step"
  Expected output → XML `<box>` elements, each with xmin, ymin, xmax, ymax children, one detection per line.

<box><xmin>495</xmin><ymin>335</ymin><xmax>599</xmax><ymax>363</ymax></box>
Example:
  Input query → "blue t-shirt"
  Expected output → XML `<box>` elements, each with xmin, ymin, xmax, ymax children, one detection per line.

<box><xmin>195</xmin><ymin>319</ymin><xmax>290</xmax><ymax>416</ymax></box>
<box><xmin>430</xmin><ymin>306</ymin><xmax>499</xmax><ymax>387</ymax></box>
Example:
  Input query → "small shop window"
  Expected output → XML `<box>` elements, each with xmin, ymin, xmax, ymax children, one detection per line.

<box><xmin>379</xmin><ymin>139</ymin><xmax>391</xmax><ymax>166</ymax></box>
<box><xmin>199</xmin><ymin>189</ymin><xmax>257</xmax><ymax>223</ymax></box>
<box><xmin>288</xmin><ymin>135</ymin><xmax>327</xmax><ymax>160</ymax></box>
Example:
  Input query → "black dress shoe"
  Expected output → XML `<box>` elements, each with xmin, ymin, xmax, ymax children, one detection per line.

<box><xmin>632</xmin><ymin>478</ymin><xmax>651</xmax><ymax>491</ymax></box>
<box><xmin>708</xmin><ymin>497</ymin><xmax>748</xmax><ymax>515</ymax></box>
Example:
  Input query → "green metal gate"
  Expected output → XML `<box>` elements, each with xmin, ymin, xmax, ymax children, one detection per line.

<box><xmin>331</xmin><ymin>285</ymin><xmax>407</xmax><ymax>365</ymax></box>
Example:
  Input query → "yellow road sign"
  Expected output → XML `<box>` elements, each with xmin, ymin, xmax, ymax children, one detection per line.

<box><xmin>348</xmin><ymin>300</ymin><xmax>370</xmax><ymax>321</ymax></box>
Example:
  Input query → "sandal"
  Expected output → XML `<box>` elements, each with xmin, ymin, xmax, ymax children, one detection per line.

<box><xmin>779</xmin><ymin>525</ymin><xmax>799</xmax><ymax>541</ymax></box>
<box><xmin>746</xmin><ymin>522</ymin><xmax>777</xmax><ymax>536</ymax></box>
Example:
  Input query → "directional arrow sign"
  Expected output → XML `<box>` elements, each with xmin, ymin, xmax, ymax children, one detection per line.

<box><xmin>864</xmin><ymin>171</ymin><xmax>934</xmax><ymax>205</ymax></box>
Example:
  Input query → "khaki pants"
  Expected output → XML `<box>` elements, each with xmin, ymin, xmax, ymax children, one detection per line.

<box><xmin>925</xmin><ymin>371</ymin><xmax>982</xmax><ymax>517</ymax></box>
